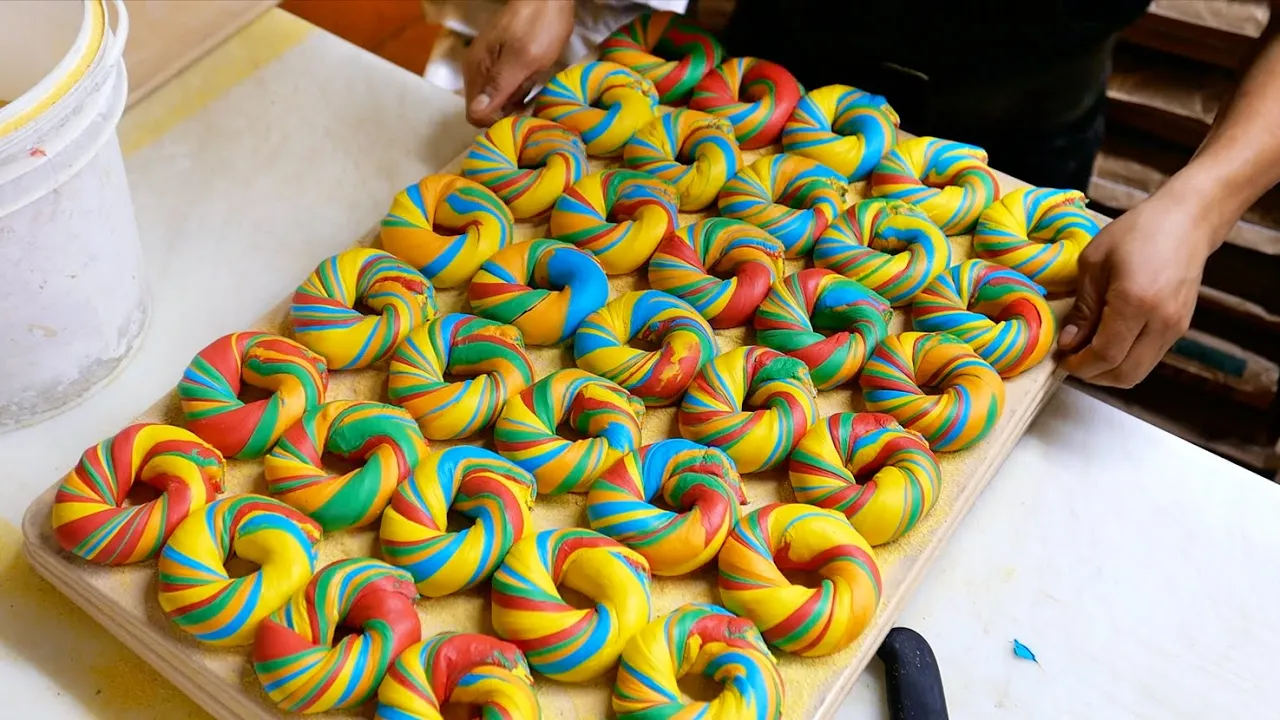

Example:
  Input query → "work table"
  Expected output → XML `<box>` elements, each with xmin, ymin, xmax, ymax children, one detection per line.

<box><xmin>2</xmin><ymin>10</ymin><xmax>1277</xmax><ymax>718</ymax></box>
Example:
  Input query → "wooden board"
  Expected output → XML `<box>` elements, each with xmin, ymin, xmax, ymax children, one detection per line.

<box><xmin>21</xmin><ymin>138</ymin><xmax>1075</xmax><ymax>719</ymax></box>
<box><xmin>123</xmin><ymin>0</ymin><xmax>278</xmax><ymax>107</ymax></box>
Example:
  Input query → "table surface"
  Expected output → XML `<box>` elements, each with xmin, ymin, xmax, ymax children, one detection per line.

<box><xmin>3</xmin><ymin>10</ymin><xmax>1278</xmax><ymax>719</ymax></box>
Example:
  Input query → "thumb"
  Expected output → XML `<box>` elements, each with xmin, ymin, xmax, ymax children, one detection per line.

<box><xmin>468</xmin><ymin>55</ymin><xmax>533</xmax><ymax>124</ymax></box>
<box><xmin>1058</xmin><ymin>261</ymin><xmax>1106</xmax><ymax>352</ymax></box>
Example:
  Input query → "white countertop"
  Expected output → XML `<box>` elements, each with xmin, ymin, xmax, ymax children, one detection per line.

<box><xmin>3</xmin><ymin>11</ymin><xmax>1278</xmax><ymax>719</ymax></box>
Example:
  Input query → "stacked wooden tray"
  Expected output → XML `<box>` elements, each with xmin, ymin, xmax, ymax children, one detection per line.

<box><xmin>23</xmin><ymin>126</ymin><xmax>1076</xmax><ymax>718</ymax></box>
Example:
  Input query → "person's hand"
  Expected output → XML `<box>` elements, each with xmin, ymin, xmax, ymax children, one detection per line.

<box><xmin>1057</xmin><ymin>191</ymin><xmax>1218</xmax><ymax>388</ymax></box>
<box><xmin>463</xmin><ymin>0</ymin><xmax>575</xmax><ymax>127</ymax></box>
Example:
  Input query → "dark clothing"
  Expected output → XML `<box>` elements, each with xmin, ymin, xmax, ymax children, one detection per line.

<box><xmin>722</xmin><ymin>0</ymin><xmax>1150</xmax><ymax>191</ymax></box>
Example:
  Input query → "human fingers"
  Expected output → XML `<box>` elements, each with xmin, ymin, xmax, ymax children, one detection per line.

<box><xmin>1089</xmin><ymin>291</ymin><xmax>1193</xmax><ymax>387</ymax></box>
<box><xmin>1057</xmin><ymin>239</ymin><xmax>1109</xmax><ymax>352</ymax></box>
<box><xmin>464</xmin><ymin>40</ymin><xmax>537</xmax><ymax>126</ymax></box>
<box><xmin>1061</xmin><ymin>301</ymin><xmax>1147</xmax><ymax>381</ymax></box>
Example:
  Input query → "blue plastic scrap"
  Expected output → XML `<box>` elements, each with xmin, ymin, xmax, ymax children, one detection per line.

<box><xmin>1012</xmin><ymin>639</ymin><xmax>1038</xmax><ymax>663</ymax></box>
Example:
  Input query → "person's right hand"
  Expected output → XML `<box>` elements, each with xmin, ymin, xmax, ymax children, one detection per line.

<box><xmin>463</xmin><ymin>0</ymin><xmax>575</xmax><ymax>127</ymax></box>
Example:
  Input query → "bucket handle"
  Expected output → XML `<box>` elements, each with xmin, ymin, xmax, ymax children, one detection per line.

<box><xmin>102</xmin><ymin>0</ymin><xmax>130</xmax><ymax>70</ymax></box>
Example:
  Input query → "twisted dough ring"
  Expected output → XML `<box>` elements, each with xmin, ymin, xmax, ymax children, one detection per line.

<box><xmin>381</xmin><ymin>174</ymin><xmax>516</xmax><ymax>288</ymax></box>
<box><xmin>253</xmin><ymin>558</ymin><xmax>422</xmax><ymax>713</ymax></box>
<box><xmin>380</xmin><ymin>445</ymin><xmax>537</xmax><ymax>597</ymax></box>
<box><xmin>178</xmin><ymin>332</ymin><xmax>328</xmax><ymax>459</ymax></box>
<box><xmin>387</xmin><ymin>314</ymin><xmax>535</xmax><ymax>440</ymax></box>
<box><xmin>461</xmin><ymin>116</ymin><xmax>588</xmax><ymax>220</ymax></box>
<box><xmin>574</xmin><ymin>290</ymin><xmax>718</xmax><ymax>407</ymax></box>
<box><xmin>782</xmin><ymin>85</ymin><xmax>901</xmax><ymax>181</ymax></box>
<box><xmin>912</xmin><ymin>259</ymin><xmax>1057</xmax><ymax>378</ymax></box>
<box><xmin>51</xmin><ymin>423</ymin><xmax>225</xmax><ymax>565</ymax></box>
<box><xmin>157</xmin><ymin>494</ymin><xmax>322</xmax><ymax>646</ymax></box>
<box><xmin>648</xmin><ymin>217</ymin><xmax>786</xmax><ymax>329</ymax></box>
<box><xmin>754</xmin><ymin>269</ymin><xmax>893</xmax><ymax>391</ymax></box>
<box><xmin>374</xmin><ymin>632</ymin><xmax>538</xmax><ymax>720</ymax></box>
<box><xmin>263</xmin><ymin>400</ymin><xmax>429</xmax><ymax>532</ymax></box>
<box><xmin>860</xmin><ymin>332</ymin><xmax>1005</xmax><ymax>452</ymax></box>
<box><xmin>587</xmin><ymin>439</ymin><xmax>747</xmax><ymax>576</ymax></box>
<box><xmin>718</xmin><ymin>153</ymin><xmax>847</xmax><ymax>258</ymax></box>
<box><xmin>717</xmin><ymin>502</ymin><xmax>881</xmax><ymax>656</ymax></box>
<box><xmin>491</xmin><ymin>527</ymin><xmax>653</xmax><ymax>682</ymax></box>
<box><xmin>290</xmin><ymin>248</ymin><xmax>438</xmax><ymax>370</ymax></box>
<box><xmin>869</xmin><ymin>136</ymin><xmax>1000</xmax><ymax>235</ymax></box>
<box><xmin>788</xmin><ymin>412</ymin><xmax>941</xmax><ymax>545</ymax></box>
<box><xmin>812</xmin><ymin>197</ymin><xmax>953</xmax><ymax>306</ymax></box>
<box><xmin>973</xmin><ymin>186</ymin><xmax>1100</xmax><ymax>292</ymax></box>
<box><xmin>600</xmin><ymin>10</ymin><xmax>725</xmax><ymax>104</ymax></box>
<box><xmin>549</xmin><ymin>168</ymin><xmax>679</xmax><ymax>274</ymax></box>
<box><xmin>467</xmin><ymin>237</ymin><xmax>610</xmax><ymax>346</ymax></box>
<box><xmin>493</xmin><ymin>368</ymin><xmax>645</xmax><ymax>495</ymax></box>
<box><xmin>689</xmin><ymin>57</ymin><xmax>804</xmax><ymax>150</ymax></box>
<box><xmin>623</xmin><ymin>109</ymin><xmax>743</xmax><ymax>211</ymax></box>
<box><xmin>678</xmin><ymin>346</ymin><xmax>820</xmax><ymax>474</ymax></box>
<box><xmin>533</xmin><ymin>61</ymin><xmax>660</xmax><ymax>157</ymax></box>
<box><xmin>614</xmin><ymin>603</ymin><xmax>784</xmax><ymax>720</ymax></box>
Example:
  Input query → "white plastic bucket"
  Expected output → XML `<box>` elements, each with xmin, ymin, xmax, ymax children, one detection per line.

<box><xmin>0</xmin><ymin>0</ymin><xmax>147</xmax><ymax>432</ymax></box>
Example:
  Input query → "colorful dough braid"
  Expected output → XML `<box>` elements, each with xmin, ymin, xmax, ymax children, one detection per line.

<box><xmin>253</xmin><ymin>558</ymin><xmax>422</xmax><ymax>713</ymax></box>
<box><xmin>290</xmin><ymin>248</ymin><xmax>438</xmax><ymax>370</ymax></box>
<box><xmin>374</xmin><ymin>632</ymin><xmax>539</xmax><ymax>720</ymax></box>
<box><xmin>718</xmin><ymin>503</ymin><xmax>881</xmax><ymax>656</ymax></box>
<box><xmin>869</xmin><ymin>136</ymin><xmax>1000</xmax><ymax>234</ymax></box>
<box><xmin>718</xmin><ymin>153</ymin><xmax>846</xmax><ymax>257</ymax></box>
<box><xmin>52</xmin><ymin>423</ymin><xmax>224</xmax><ymax>565</ymax></box>
<box><xmin>973</xmin><ymin>186</ymin><xmax>1100</xmax><ymax>292</ymax></box>
<box><xmin>533</xmin><ymin>61</ymin><xmax>660</xmax><ymax>157</ymax></box>
<box><xmin>912</xmin><ymin>258</ymin><xmax>1057</xmax><ymax>378</ymax></box>
<box><xmin>380</xmin><ymin>445</ymin><xmax>537</xmax><ymax>597</ymax></box>
<box><xmin>782</xmin><ymin>84</ymin><xmax>900</xmax><ymax>181</ymax></box>
<box><xmin>264</xmin><ymin>400</ymin><xmax>429</xmax><ymax>531</ymax></box>
<box><xmin>623</xmin><ymin>109</ymin><xmax>743</xmax><ymax>211</ymax></box>
<box><xmin>689</xmin><ymin>57</ymin><xmax>804</xmax><ymax>150</ymax></box>
<box><xmin>613</xmin><ymin>603</ymin><xmax>784</xmax><ymax>720</ymax></box>
<box><xmin>388</xmin><ymin>313</ymin><xmax>535</xmax><ymax>439</ymax></box>
<box><xmin>157</xmin><ymin>494</ymin><xmax>322</xmax><ymax>647</ymax></box>
<box><xmin>491</xmin><ymin>527</ymin><xmax>653</xmax><ymax>682</ymax></box>
<box><xmin>461</xmin><ymin>116</ymin><xmax>588</xmax><ymax>220</ymax></box>
<box><xmin>789</xmin><ymin>412</ymin><xmax>941</xmax><ymax>545</ymax></box>
<box><xmin>587</xmin><ymin>439</ymin><xmax>747</xmax><ymax>576</ymax></box>
<box><xmin>549</xmin><ymin>168</ymin><xmax>679</xmax><ymax>274</ymax></box>
<box><xmin>754</xmin><ymin>268</ymin><xmax>893</xmax><ymax>390</ymax></box>
<box><xmin>600</xmin><ymin>11</ymin><xmax>725</xmax><ymax>103</ymax></box>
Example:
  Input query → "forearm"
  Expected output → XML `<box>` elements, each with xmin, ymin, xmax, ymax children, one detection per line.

<box><xmin>1157</xmin><ymin>28</ymin><xmax>1280</xmax><ymax>252</ymax></box>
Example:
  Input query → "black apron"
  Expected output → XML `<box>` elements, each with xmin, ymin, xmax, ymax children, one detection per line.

<box><xmin>721</xmin><ymin>0</ymin><xmax>1150</xmax><ymax>190</ymax></box>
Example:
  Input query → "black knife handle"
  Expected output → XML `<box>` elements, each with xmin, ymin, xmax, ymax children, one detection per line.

<box><xmin>877</xmin><ymin>627</ymin><xmax>949</xmax><ymax>720</ymax></box>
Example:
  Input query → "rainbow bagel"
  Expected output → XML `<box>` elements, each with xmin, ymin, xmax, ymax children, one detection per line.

<box><xmin>178</xmin><ymin>332</ymin><xmax>328</xmax><ymax>460</ymax></box>
<box><xmin>600</xmin><ymin>11</ymin><xmax>725</xmax><ymax>104</ymax></box>
<box><xmin>290</xmin><ymin>248</ymin><xmax>438</xmax><ymax>370</ymax></box>
<box><xmin>380</xmin><ymin>445</ymin><xmax>537</xmax><ymax>597</ymax></box>
<box><xmin>718</xmin><ymin>153</ymin><xmax>846</xmax><ymax>257</ymax></box>
<box><xmin>587</xmin><ymin>439</ymin><xmax>747</xmax><ymax>576</ymax></box>
<box><xmin>677</xmin><ymin>346</ymin><xmax>820</xmax><ymax>474</ymax></box>
<box><xmin>689</xmin><ymin>57</ymin><xmax>804</xmax><ymax>150</ymax></box>
<box><xmin>493</xmin><ymin>368</ymin><xmax>645</xmax><ymax>495</ymax></box>
<box><xmin>869</xmin><ymin>136</ymin><xmax>1000</xmax><ymax>235</ymax></box>
<box><xmin>491</xmin><ymin>527</ymin><xmax>653</xmax><ymax>683</ymax></box>
<box><xmin>718</xmin><ymin>503</ymin><xmax>881</xmax><ymax>656</ymax></box>
<box><xmin>388</xmin><ymin>314</ymin><xmax>535</xmax><ymax>439</ymax></box>
<box><xmin>912</xmin><ymin>259</ymin><xmax>1057</xmax><ymax>378</ymax></box>
<box><xmin>788</xmin><ymin>412</ymin><xmax>941</xmax><ymax>545</ymax></box>
<box><xmin>533</xmin><ymin>61</ymin><xmax>660</xmax><ymax>157</ymax></box>
<box><xmin>574</xmin><ymin>290</ymin><xmax>718</xmax><ymax>407</ymax></box>
<box><xmin>51</xmin><ymin>423</ymin><xmax>224</xmax><ymax>565</ymax></box>
<box><xmin>467</xmin><ymin>237</ymin><xmax>609</xmax><ymax>346</ymax></box>
<box><xmin>648</xmin><ymin>217</ymin><xmax>785</xmax><ymax>329</ymax></box>
<box><xmin>157</xmin><ymin>494</ymin><xmax>322</xmax><ymax>647</ymax></box>
<box><xmin>549</xmin><ymin>169</ymin><xmax>679</xmax><ymax>274</ymax></box>
<box><xmin>254</xmin><ymin>558</ymin><xmax>422</xmax><ymax>713</ymax></box>
<box><xmin>860</xmin><ymin>332</ymin><xmax>1005</xmax><ymax>452</ymax></box>
<box><xmin>381</xmin><ymin>174</ymin><xmax>516</xmax><ymax>288</ymax></box>
<box><xmin>782</xmin><ymin>85</ymin><xmax>901</xmax><ymax>181</ymax></box>
<box><xmin>263</xmin><ymin>400</ymin><xmax>429</xmax><ymax>532</ymax></box>
<box><xmin>812</xmin><ymin>198</ymin><xmax>953</xmax><ymax>306</ymax></box>
<box><xmin>623</xmin><ymin>109</ymin><xmax>743</xmax><ymax>211</ymax></box>
<box><xmin>754</xmin><ymin>269</ymin><xmax>893</xmax><ymax>391</ymax></box>
<box><xmin>461</xmin><ymin>116</ymin><xmax>588</xmax><ymax>220</ymax></box>
<box><xmin>374</xmin><ymin>632</ymin><xmax>538</xmax><ymax>720</ymax></box>
<box><xmin>614</xmin><ymin>603</ymin><xmax>784</xmax><ymax>720</ymax></box>
<box><xmin>973</xmin><ymin>186</ymin><xmax>1100</xmax><ymax>292</ymax></box>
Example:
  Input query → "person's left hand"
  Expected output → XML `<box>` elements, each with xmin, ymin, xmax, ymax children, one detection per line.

<box><xmin>1057</xmin><ymin>191</ymin><xmax>1218</xmax><ymax>388</ymax></box>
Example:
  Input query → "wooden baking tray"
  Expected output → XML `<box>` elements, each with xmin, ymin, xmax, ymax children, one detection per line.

<box><xmin>22</xmin><ymin>135</ymin><xmax>1077</xmax><ymax>718</ymax></box>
